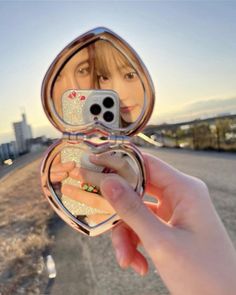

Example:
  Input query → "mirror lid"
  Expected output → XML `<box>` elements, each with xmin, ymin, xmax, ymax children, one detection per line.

<box><xmin>41</xmin><ymin>27</ymin><xmax>155</xmax><ymax>137</ymax></box>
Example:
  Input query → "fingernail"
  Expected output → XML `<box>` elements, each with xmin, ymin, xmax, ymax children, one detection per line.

<box><xmin>115</xmin><ymin>249</ymin><xmax>125</xmax><ymax>268</ymax></box>
<box><xmin>101</xmin><ymin>177</ymin><xmax>124</xmax><ymax>202</ymax></box>
<box><xmin>57</xmin><ymin>172</ymin><xmax>68</xmax><ymax>177</ymax></box>
<box><xmin>70</xmin><ymin>167</ymin><xmax>80</xmax><ymax>177</ymax></box>
<box><xmin>140</xmin><ymin>267</ymin><xmax>146</xmax><ymax>276</ymax></box>
<box><xmin>132</xmin><ymin>262</ymin><xmax>145</xmax><ymax>276</ymax></box>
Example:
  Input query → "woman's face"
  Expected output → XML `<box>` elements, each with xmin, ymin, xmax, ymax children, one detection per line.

<box><xmin>52</xmin><ymin>48</ymin><xmax>92</xmax><ymax>114</ymax></box>
<box><xmin>95</xmin><ymin>43</ymin><xmax>144</xmax><ymax>124</ymax></box>
<box><xmin>52</xmin><ymin>43</ymin><xmax>145</xmax><ymax>124</ymax></box>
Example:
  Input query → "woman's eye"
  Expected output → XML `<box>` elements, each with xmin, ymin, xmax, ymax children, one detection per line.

<box><xmin>77</xmin><ymin>66</ymin><xmax>90</xmax><ymax>76</ymax></box>
<box><xmin>124</xmin><ymin>71</ymin><xmax>138</xmax><ymax>80</ymax></box>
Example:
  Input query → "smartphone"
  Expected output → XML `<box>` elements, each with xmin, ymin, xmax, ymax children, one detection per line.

<box><xmin>60</xmin><ymin>90</ymin><xmax>120</xmax><ymax>217</ymax></box>
<box><xmin>61</xmin><ymin>89</ymin><xmax>120</xmax><ymax>127</ymax></box>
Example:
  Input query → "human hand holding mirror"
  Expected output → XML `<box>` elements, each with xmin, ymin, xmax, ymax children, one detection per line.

<box><xmin>41</xmin><ymin>27</ymin><xmax>155</xmax><ymax>236</ymax></box>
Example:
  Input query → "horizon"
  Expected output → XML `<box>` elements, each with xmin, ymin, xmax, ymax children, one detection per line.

<box><xmin>1</xmin><ymin>106</ymin><xmax>236</xmax><ymax>145</ymax></box>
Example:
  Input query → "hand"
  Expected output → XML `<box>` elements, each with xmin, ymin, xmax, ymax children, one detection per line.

<box><xmin>89</xmin><ymin>152</ymin><xmax>138</xmax><ymax>186</ymax></box>
<box><xmin>48</xmin><ymin>153</ymin><xmax>114</xmax><ymax>224</ymax></box>
<box><xmin>50</xmin><ymin>154</ymin><xmax>75</xmax><ymax>183</ymax></box>
<box><xmin>99</xmin><ymin>153</ymin><xmax>236</xmax><ymax>295</ymax></box>
<box><xmin>64</xmin><ymin>151</ymin><xmax>138</xmax><ymax>214</ymax></box>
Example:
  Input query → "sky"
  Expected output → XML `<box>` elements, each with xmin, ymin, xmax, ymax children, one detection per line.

<box><xmin>0</xmin><ymin>0</ymin><xmax>236</xmax><ymax>143</ymax></box>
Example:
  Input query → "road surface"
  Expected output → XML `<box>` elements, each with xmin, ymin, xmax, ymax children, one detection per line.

<box><xmin>48</xmin><ymin>147</ymin><xmax>236</xmax><ymax>295</ymax></box>
<box><xmin>0</xmin><ymin>149</ymin><xmax>46</xmax><ymax>180</ymax></box>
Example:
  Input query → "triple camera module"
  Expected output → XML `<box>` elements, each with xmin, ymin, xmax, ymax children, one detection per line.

<box><xmin>90</xmin><ymin>96</ymin><xmax>115</xmax><ymax>123</ymax></box>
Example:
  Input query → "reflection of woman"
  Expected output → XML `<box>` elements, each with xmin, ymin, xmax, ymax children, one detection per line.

<box><xmin>52</xmin><ymin>47</ymin><xmax>95</xmax><ymax>115</ymax></box>
<box><xmin>94</xmin><ymin>40</ymin><xmax>145</xmax><ymax>124</ymax></box>
<box><xmin>52</xmin><ymin>40</ymin><xmax>148</xmax><ymax>125</ymax></box>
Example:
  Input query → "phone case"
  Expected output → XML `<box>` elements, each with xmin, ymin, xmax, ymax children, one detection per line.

<box><xmin>61</xmin><ymin>90</ymin><xmax>120</xmax><ymax>127</ymax></box>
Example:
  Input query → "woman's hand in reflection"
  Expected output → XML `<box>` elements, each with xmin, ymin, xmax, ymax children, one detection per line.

<box><xmin>90</xmin><ymin>153</ymin><xmax>137</xmax><ymax>185</ymax></box>
<box><xmin>69</xmin><ymin>152</ymin><xmax>137</xmax><ymax>191</ymax></box>
<box><xmin>99</xmin><ymin>153</ymin><xmax>236</xmax><ymax>295</ymax></box>
<box><xmin>50</xmin><ymin>154</ymin><xmax>75</xmax><ymax>183</ymax></box>
<box><xmin>64</xmin><ymin>152</ymin><xmax>135</xmax><ymax>216</ymax></box>
<box><xmin>61</xmin><ymin>183</ymin><xmax>115</xmax><ymax>214</ymax></box>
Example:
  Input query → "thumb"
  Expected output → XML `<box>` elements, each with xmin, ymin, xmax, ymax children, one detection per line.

<box><xmin>100</xmin><ymin>175</ymin><xmax>168</xmax><ymax>246</ymax></box>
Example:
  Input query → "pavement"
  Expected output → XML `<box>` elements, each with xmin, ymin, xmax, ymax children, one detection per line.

<box><xmin>0</xmin><ymin>149</ymin><xmax>46</xmax><ymax>181</ymax></box>
<box><xmin>47</xmin><ymin>147</ymin><xmax>236</xmax><ymax>295</ymax></box>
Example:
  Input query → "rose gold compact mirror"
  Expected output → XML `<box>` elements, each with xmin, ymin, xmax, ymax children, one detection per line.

<box><xmin>41</xmin><ymin>27</ymin><xmax>155</xmax><ymax>236</ymax></box>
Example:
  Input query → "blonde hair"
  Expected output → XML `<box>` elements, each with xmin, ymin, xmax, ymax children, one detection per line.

<box><xmin>94</xmin><ymin>40</ymin><xmax>137</xmax><ymax>88</ymax></box>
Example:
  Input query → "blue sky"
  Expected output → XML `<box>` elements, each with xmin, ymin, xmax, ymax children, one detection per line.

<box><xmin>0</xmin><ymin>1</ymin><xmax>236</xmax><ymax>143</ymax></box>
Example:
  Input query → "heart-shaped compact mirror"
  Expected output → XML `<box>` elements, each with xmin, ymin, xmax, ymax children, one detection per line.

<box><xmin>41</xmin><ymin>27</ymin><xmax>155</xmax><ymax>236</ymax></box>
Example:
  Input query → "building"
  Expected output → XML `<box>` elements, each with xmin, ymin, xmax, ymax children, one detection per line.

<box><xmin>0</xmin><ymin>141</ymin><xmax>18</xmax><ymax>163</ymax></box>
<box><xmin>13</xmin><ymin>113</ymin><xmax>33</xmax><ymax>154</ymax></box>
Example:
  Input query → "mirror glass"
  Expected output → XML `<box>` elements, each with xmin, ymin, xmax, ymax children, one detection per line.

<box><xmin>51</xmin><ymin>39</ymin><xmax>145</xmax><ymax>129</ymax></box>
<box><xmin>48</xmin><ymin>144</ymin><xmax>140</xmax><ymax>227</ymax></box>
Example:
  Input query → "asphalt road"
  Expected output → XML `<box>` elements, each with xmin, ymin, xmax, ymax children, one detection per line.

<box><xmin>49</xmin><ymin>147</ymin><xmax>236</xmax><ymax>295</ymax></box>
<box><xmin>0</xmin><ymin>149</ymin><xmax>46</xmax><ymax>181</ymax></box>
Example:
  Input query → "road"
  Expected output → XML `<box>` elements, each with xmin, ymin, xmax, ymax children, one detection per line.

<box><xmin>49</xmin><ymin>147</ymin><xmax>236</xmax><ymax>295</ymax></box>
<box><xmin>0</xmin><ymin>149</ymin><xmax>46</xmax><ymax>181</ymax></box>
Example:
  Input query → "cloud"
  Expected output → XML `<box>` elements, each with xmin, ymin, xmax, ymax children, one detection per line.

<box><xmin>151</xmin><ymin>96</ymin><xmax>236</xmax><ymax>124</ymax></box>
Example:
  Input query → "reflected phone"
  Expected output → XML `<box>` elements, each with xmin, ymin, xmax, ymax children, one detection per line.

<box><xmin>61</xmin><ymin>89</ymin><xmax>120</xmax><ymax>127</ymax></box>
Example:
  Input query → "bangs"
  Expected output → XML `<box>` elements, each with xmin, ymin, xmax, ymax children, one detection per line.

<box><xmin>95</xmin><ymin>41</ymin><xmax>132</xmax><ymax>77</ymax></box>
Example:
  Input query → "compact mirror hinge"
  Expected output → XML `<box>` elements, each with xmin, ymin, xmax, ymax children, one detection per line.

<box><xmin>107</xmin><ymin>135</ymin><xmax>131</xmax><ymax>145</ymax></box>
<box><xmin>62</xmin><ymin>133</ymin><xmax>131</xmax><ymax>145</ymax></box>
<box><xmin>62</xmin><ymin>132</ymin><xmax>86</xmax><ymax>142</ymax></box>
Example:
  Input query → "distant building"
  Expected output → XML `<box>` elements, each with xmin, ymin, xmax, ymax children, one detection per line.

<box><xmin>0</xmin><ymin>141</ymin><xmax>18</xmax><ymax>162</ymax></box>
<box><xmin>0</xmin><ymin>145</ymin><xmax>4</xmax><ymax>163</ymax></box>
<box><xmin>13</xmin><ymin>113</ymin><xmax>33</xmax><ymax>154</ymax></box>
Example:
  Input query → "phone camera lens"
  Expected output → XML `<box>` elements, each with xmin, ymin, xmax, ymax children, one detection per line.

<box><xmin>103</xmin><ymin>111</ymin><xmax>114</xmax><ymax>122</ymax></box>
<box><xmin>103</xmin><ymin>97</ymin><xmax>114</xmax><ymax>108</ymax></box>
<box><xmin>90</xmin><ymin>104</ymin><xmax>101</xmax><ymax>115</ymax></box>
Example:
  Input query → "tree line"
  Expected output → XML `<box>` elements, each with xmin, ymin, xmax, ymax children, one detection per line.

<box><xmin>141</xmin><ymin>117</ymin><xmax>236</xmax><ymax>152</ymax></box>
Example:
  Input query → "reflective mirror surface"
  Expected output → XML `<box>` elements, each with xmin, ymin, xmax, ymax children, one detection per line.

<box><xmin>42</xmin><ymin>27</ymin><xmax>155</xmax><ymax>136</ymax></box>
<box><xmin>46</xmin><ymin>143</ymin><xmax>141</xmax><ymax>229</ymax></box>
<box><xmin>51</xmin><ymin>39</ymin><xmax>145</xmax><ymax>129</ymax></box>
